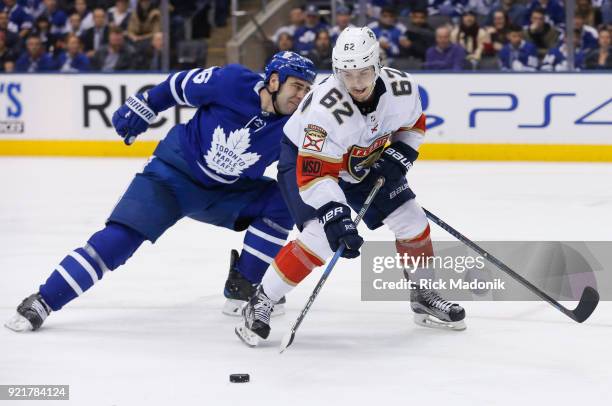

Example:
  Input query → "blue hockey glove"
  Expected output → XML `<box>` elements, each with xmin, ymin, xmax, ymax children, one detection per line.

<box><xmin>317</xmin><ymin>202</ymin><xmax>364</xmax><ymax>259</ymax></box>
<box><xmin>369</xmin><ymin>142</ymin><xmax>418</xmax><ymax>184</ymax></box>
<box><xmin>112</xmin><ymin>93</ymin><xmax>158</xmax><ymax>145</ymax></box>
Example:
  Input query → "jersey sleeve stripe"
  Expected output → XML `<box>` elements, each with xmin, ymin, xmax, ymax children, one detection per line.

<box><xmin>169</xmin><ymin>72</ymin><xmax>186</xmax><ymax>105</ymax></box>
<box><xmin>298</xmin><ymin>151</ymin><xmax>344</xmax><ymax>163</ymax></box>
<box><xmin>405</xmin><ymin>113</ymin><xmax>427</xmax><ymax>133</ymax></box>
<box><xmin>180</xmin><ymin>68</ymin><xmax>201</xmax><ymax>107</ymax></box>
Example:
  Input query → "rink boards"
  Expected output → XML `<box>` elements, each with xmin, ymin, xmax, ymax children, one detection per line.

<box><xmin>0</xmin><ymin>72</ymin><xmax>611</xmax><ymax>161</ymax></box>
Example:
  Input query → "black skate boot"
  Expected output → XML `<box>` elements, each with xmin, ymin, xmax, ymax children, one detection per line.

<box><xmin>235</xmin><ymin>286</ymin><xmax>276</xmax><ymax>347</ymax></box>
<box><xmin>410</xmin><ymin>287</ymin><xmax>466</xmax><ymax>331</ymax></box>
<box><xmin>5</xmin><ymin>293</ymin><xmax>52</xmax><ymax>332</ymax></box>
<box><xmin>223</xmin><ymin>249</ymin><xmax>285</xmax><ymax>316</ymax></box>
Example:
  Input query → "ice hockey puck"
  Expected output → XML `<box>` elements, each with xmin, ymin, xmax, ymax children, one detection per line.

<box><xmin>229</xmin><ymin>374</ymin><xmax>250</xmax><ymax>383</ymax></box>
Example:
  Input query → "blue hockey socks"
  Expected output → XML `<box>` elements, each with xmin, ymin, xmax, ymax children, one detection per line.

<box><xmin>237</xmin><ymin>218</ymin><xmax>290</xmax><ymax>284</ymax></box>
<box><xmin>39</xmin><ymin>223</ymin><xmax>145</xmax><ymax>311</ymax></box>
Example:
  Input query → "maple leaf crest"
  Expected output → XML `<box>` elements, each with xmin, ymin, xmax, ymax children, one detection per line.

<box><xmin>204</xmin><ymin>126</ymin><xmax>261</xmax><ymax>177</ymax></box>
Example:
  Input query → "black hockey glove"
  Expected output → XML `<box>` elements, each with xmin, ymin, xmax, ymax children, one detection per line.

<box><xmin>369</xmin><ymin>142</ymin><xmax>418</xmax><ymax>185</ymax></box>
<box><xmin>317</xmin><ymin>202</ymin><xmax>364</xmax><ymax>259</ymax></box>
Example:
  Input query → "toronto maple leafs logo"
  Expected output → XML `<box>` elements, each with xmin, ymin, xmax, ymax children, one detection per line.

<box><xmin>204</xmin><ymin>126</ymin><xmax>261</xmax><ymax>177</ymax></box>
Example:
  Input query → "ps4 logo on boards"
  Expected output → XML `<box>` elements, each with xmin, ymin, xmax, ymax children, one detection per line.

<box><xmin>468</xmin><ymin>93</ymin><xmax>612</xmax><ymax>128</ymax></box>
<box><xmin>0</xmin><ymin>82</ymin><xmax>24</xmax><ymax>133</ymax></box>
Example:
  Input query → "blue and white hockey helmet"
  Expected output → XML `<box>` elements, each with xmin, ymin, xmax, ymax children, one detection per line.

<box><xmin>264</xmin><ymin>51</ymin><xmax>316</xmax><ymax>85</ymax></box>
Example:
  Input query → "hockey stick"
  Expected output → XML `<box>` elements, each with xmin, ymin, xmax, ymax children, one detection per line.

<box><xmin>279</xmin><ymin>177</ymin><xmax>386</xmax><ymax>353</ymax></box>
<box><xmin>423</xmin><ymin>208</ymin><xmax>599</xmax><ymax>323</ymax></box>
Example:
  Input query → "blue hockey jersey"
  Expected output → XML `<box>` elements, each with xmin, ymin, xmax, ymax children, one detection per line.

<box><xmin>147</xmin><ymin>64</ymin><xmax>290</xmax><ymax>187</ymax></box>
<box><xmin>498</xmin><ymin>40</ymin><xmax>539</xmax><ymax>71</ymax></box>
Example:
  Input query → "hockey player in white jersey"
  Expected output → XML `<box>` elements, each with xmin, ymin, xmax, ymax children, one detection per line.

<box><xmin>236</xmin><ymin>27</ymin><xmax>466</xmax><ymax>346</ymax></box>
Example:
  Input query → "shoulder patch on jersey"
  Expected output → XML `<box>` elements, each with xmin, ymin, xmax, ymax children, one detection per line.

<box><xmin>302</xmin><ymin>124</ymin><xmax>328</xmax><ymax>152</ymax></box>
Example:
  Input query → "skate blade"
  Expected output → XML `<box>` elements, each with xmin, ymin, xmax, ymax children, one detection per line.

<box><xmin>413</xmin><ymin>313</ymin><xmax>467</xmax><ymax>331</ymax></box>
<box><xmin>4</xmin><ymin>313</ymin><xmax>34</xmax><ymax>332</ymax></box>
<box><xmin>223</xmin><ymin>299</ymin><xmax>285</xmax><ymax>317</ymax></box>
<box><xmin>235</xmin><ymin>324</ymin><xmax>261</xmax><ymax>347</ymax></box>
<box><xmin>223</xmin><ymin>299</ymin><xmax>245</xmax><ymax>317</ymax></box>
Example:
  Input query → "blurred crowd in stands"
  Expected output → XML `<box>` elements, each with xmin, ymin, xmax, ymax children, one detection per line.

<box><xmin>0</xmin><ymin>0</ymin><xmax>224</xmax><ymax>72</ymax></box>
<box><xmin>1</xmin><ymin>0</ymin><xmax>610</xmax><ymax>73</ymax></box>
<box><xmin>270</xmin><ymin>0</ymin><xmax>612</xmax><ymax>71</ymax></box>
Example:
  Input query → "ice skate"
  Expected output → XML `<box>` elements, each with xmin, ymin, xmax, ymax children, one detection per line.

<box><xmin>223</xmin><ymin>249</ymin><xmax>285</xmax><ymax>316</ymax></box>
<box><xmin>410</xmin><ymin>287</ymin><xmax>466</xmax><ymax>331</ymax></box>
<box><xmin>5</xmin><ymin>293</ymin><xmax>52</xmax><ymax>332</ymax></box>
<box><xmin>235</xmin><ymin>286</ymin><xmax>276</xmax><ymax>347</ymax></box>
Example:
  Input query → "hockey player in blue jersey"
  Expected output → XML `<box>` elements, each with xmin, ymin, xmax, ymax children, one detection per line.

<box><xmin>5</xmin><ymin>51</ymin><xmax>316</xmax><ymax>332</ymax></box>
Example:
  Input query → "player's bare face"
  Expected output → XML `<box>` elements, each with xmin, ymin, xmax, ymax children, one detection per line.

<box><xmin>276</xmin><ymin>77</ymin><xmax>311</xmax><ymax>115</ymax></box>
<box><xmin>338</xmin><ymin>67</ymin><xmax>376</xmax><ymax>102</ymax></box>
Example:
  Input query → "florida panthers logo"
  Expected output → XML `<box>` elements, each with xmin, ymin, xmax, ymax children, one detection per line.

<box><xmin>347</xmin><ymin>134</ymin><xmax>391</xmax><ymax>181</ymax></box>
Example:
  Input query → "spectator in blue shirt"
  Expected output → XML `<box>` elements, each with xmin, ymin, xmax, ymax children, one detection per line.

<box><xmin>40</xmin><ymin>0</ymin><xmax>67</xmax><ymax>36</ymax></box>
<box><xmin>15</xmin><ymin>34</ymin><xmax>54</xmax><ymax>71</ymax></box>
<box><xmin>424</xmin><ymin>25</ymin><xmax>467</xmax><ymax>69</ymax></box>
<box><xmin>541</xmin><ymin>29</ymin><xmax>586</xmax><ymax>71</ymax></box>
<box><xmin>293</xmin><ymin>4</ymin><xmax>328</xmax><ymax>56</ymax></box>
<box><xmin>573</xmin><ymin>12</ymin><xmax>599</xmax><ymax>50</ymax></box>
<box><xmin>20</xmin><ymin>0</ymin><xmax>44</xmax><ymax>19</ymax></box>
<box><xmin>1</xmin><ymin>0</ymin><xmax>33</xmax><ymax>38</ymax></box>
<box><xmin>369</xmin><ymin>7</ymin><xmax>410</xmax><ymax>58</ymax></box>
<box><xmin>53</xmin><ymin>34</ymin><xmax>90</xmax><ymax>72</ymax></box>
<box><xmin>498</xmin><ymin>24</ymin><xmax>539</xmax><ymax>70</ymax></box>
<box><xmin>73</xmin><ymin>0</ymin><xmax>94</xmax><ymax>31</ymax></box>
<box><xmin>524</xmin><ymin>0</ymin><xmax>565</xmax><ymax>28</ymax></box>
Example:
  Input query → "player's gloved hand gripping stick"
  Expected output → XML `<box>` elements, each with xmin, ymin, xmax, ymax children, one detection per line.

<box><xmin>317</xmin><ymin>202</ymin><xmax>364</xmax><ymax>259</ymax></box>
<box><xmin>112</xmin><ymin>93</ymin><xmax>158</xmax><ymax>145</ymax></box>
<box><xmin>368</xmin><ymin>141</ymin><xmax>418</xmax><ymax>185</ymax></box>
<box><xmin>280</xmin><ymin>177</ymin><xmax>385</xmax><ymax>353</ymax></box>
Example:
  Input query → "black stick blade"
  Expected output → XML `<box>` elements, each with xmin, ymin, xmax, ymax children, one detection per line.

<box><xmin>571</xmin><ymin>286</ymin><xmax>599</xmax><ymax>323</ymax></box>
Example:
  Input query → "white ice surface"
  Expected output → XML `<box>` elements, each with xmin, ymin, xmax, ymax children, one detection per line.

<box><xmin>1</xmin><ymin>158</ymin><xmax>611</xmax><ymax>406</ymax></box>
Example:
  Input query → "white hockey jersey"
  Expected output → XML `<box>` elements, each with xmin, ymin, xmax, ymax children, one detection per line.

<box><xmin>283</xmin><ymin>67</ymin><xmax>426</xmax><ymax>210</ymax></box>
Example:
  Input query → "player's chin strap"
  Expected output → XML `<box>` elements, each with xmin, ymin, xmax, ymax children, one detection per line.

<box><xmin>264</xmin><ymin>84</ymin><xmax>282</xmax><ymax>115</ymax></box>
